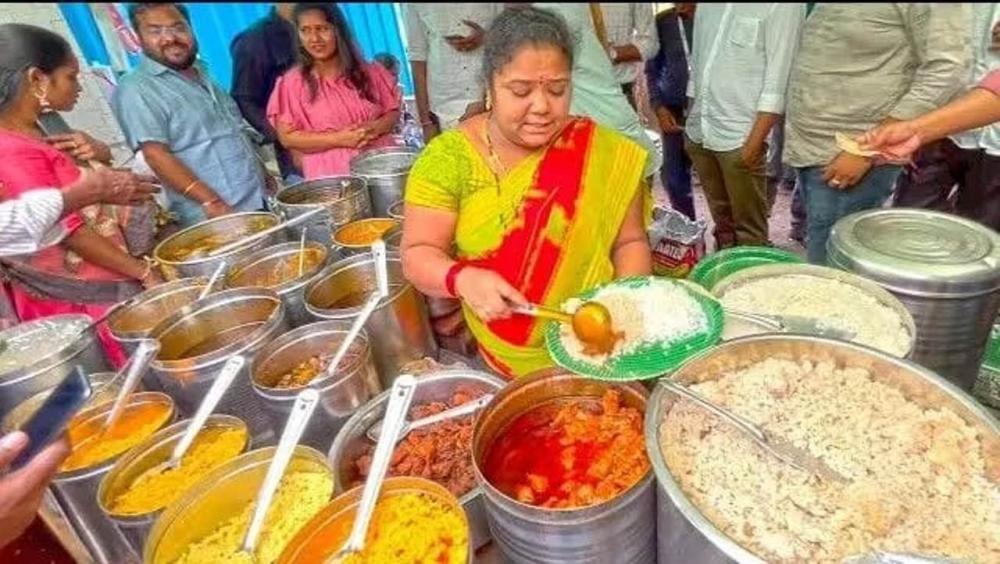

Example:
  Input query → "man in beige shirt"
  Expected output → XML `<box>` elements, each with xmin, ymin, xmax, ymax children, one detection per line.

<box><xmin>784</xmin><ymin>3</ymin><xmax>970</xmax><ymax>264</ymax></box>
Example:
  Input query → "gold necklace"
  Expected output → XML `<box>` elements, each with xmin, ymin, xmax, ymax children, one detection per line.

<box><xmin>482</xmin><ymin>117</ymin><xmax>514</xmax><ymax>229</ymax></box>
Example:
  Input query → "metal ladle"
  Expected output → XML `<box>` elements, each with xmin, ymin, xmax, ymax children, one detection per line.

<box><xmin>207</xmin><ymin>206</ymin><xmax>324</xmax><ymax>258</ymax></box>
<box><xmin>198</xmin><ymin>260</ymin><xmax>227</xmax><ymax>301</ymax></box>
<box><xmin>327</xmin><ymin>374</ymin><xmax>417</xmax><ymax>563</ymax></box>
<box><xmin>236</xmin><ymin>387</ymin><xmax>320</xmax><ymax>562</ymax></box>
<box><xmin>365</xmin><ymin>392</ymin><xmax>494</xmax><ymax>443</ymax></box>
<box><xmin>511</xmin><ymin>301</ymin><xmax>621</xmax><ymax>354</ymax></box>
<box><xmin>99</xmin><ymin>339</ymin><xmax>160</xmax><ymax>436</ymax></box>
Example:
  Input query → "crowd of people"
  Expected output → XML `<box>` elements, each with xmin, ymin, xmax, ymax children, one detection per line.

<box><xmin>1</xmin><ymin>0</ymin><xmax>999</xmax><ymax>553</ymax></box>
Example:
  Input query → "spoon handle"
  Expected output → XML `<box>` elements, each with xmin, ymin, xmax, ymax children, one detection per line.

<box><xmin>198</xmin><ymin>260</ymin><xmax>227</xmax><ymax>301</ymax></box>
<box><xmin>297</xmin><ymin>228</ymin><xmax>308</xmax><ymax>276</ymax></box>
<box><xmin>104</xmin><ymin>339</ymin><xmax>160</xmax><ymax>431</ymax></box>
<box><xmin>242</xmin><ymin>388</ymin><xmax>320</xmax><ymax>554</ymax></box>
<box><xmin>345</xmin><ymin>375</ymin><xmax>417</xmax><ymax>552</ymax></box>
<box><xmin>208</xmin><ymin>206</ymin><xmax>323</xmax><ymax>257</ymax></box>
<box><xmin>657</xmin><ymin>378</ymin><xmax>767</xmax><ymax>444</ymax></box>
<box><xmin>168</xmin><ymin>355</ymin><xmax>244</xmax><ymax>466</ymax></box>
<box><xmin>510</xmin><ymin>303</ymin><xmax>573</xmax><ymax>324</ymax></box>
<box><xmin>407</xmin><ymin>393</ymin><xmax>492</xmax><ymax>433</ymax></box>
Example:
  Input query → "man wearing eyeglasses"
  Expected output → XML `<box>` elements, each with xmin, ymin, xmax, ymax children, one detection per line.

<box><xmin>111</xmin><ymin>2</ymin><xmax>269</xmax><ymax>227</ymax></box>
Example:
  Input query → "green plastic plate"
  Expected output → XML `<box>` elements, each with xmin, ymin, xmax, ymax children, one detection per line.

<box><xmin>689</xmin><ymin>246</ymin><xmax>804</xmax><ymax>290</ymax></box>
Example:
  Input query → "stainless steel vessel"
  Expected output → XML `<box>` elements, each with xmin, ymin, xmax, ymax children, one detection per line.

<box><xmin>251</xmin><ymin>320</ymin><xmax>382</xmax><ymax>452</ymax></box>
<box><xmin>387</xmin><ymin>199</ymin><xmax>404</xmax><ymax>220</ymax></box>
<box><xmin>51</xmin><ymin>392</ymin><xmax>176</xmax><ymax>564</ymax></box>
<box><xmin>331</xmin><ymin>218</ymin><xmax>401</xmax><ymax>257</ymax></box>
<box><xmin>644</xmin><ymin>334</ymin><xmax>1000</xmax><ymax>563</ymax></box>
<box><xmin>147</xmin><ymin>287</ymin><xmax>287</xmax><ymax>445</ymax></box>
<box><xmin>96</xmin><ymin>414</ymin><xmax>250</xmax><ymax>554</ymax></box>
<box><xmin>107</xmin><ymin>278</ymin><xmax>208</xmax><ymax>356</ymax></box>
<box><xmin>828</xmin><ymin>209</ymin><xmax>1000</xmax><ymax>390</ymax></box>
<box><xmin>153</xmin><ymin>212</ymin><xmax>284</xmax><ymax>280</ymax></box>
<box><xmin>471</xmin><ymin>370</ymin><xmax>656</xmax><ymax>564</ymax></box>
<box><xmin>272</xmin><ymin>175</ymin><xmax>371</xmax><ymax>245</ymax></box>
<box><xmin>327</xmin><ymin>369</ymin><xmax>505</xmax><ymax>550</ymax></box>
<box><xmin>304</xmin><ymin>251</ymin><xmax>437</xmax><ymax>385</ymax></box>
<box><xmin>225</xmin><ymin>241</ymin><xmax>330</xmax><ymax>327</ymax></box>
<box><xmin>0</xmin><ymin>314</ymin><xmax>110</xmax><ymax>417</ymax></box>
<box><xmin>349</xmin><ymin>146</ymin><xmax>420</xmax><ymax>217</ymax></box>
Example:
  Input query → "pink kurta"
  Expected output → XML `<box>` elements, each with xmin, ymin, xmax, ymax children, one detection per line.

<box><xmin>0</xmin><ymin>130</ymin><xmax>129</xmax><ymax>367</ymax></box>
<box><xmin>267</xmin><ymin>62</ymin><xmax>402</xmax><ymax>178</ymax></box>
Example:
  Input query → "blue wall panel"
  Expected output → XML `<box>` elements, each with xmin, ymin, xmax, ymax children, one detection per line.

<box><xmin>58</xmin><ymin>3</ymin><xmax>112</xmax><ymax>67</ymax></box>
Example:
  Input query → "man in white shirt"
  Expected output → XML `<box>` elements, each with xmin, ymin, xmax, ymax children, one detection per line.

<box><xmin>893</xmin><ymin>4</ymin><xmax>1000</xmax><ymax>232</ymax></box>
<box><xmin>597</xmin><ymin>3</ymin><xmax>659</xmax><ymax>109</ymax></box>
<box><xmin>403</xmin><ymin>4</ymin><xmax>503</xmax><ymax>141</ymax></box>
<box><xmin>684</xmin><ymin>3</ymin><xmax>804</xmax><ymax>248</ymax></box>
<box><xmin>0</xmin><ymin>168</ymin><xmax>157</xmax><ymax>257</ymax></box>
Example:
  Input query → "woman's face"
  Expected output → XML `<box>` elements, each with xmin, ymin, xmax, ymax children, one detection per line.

<box><xmin>490</xmin><ymin>45</ymin><xmax>571</xmax><ymax>150</ymax></box>
<box><xmin>298</xmin><ymin>9</ymin><xmax>338</xmax><ymax>61</ymax></box>
<box><xmin>31</xmin><ymin>56</ymin><xmax>81</xmax><ymax>112</ymax></box>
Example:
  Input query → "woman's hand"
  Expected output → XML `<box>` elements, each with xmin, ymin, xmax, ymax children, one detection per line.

<box><xmin>46</xmin><ymin>131</ymin><xmax>112</xmax><ymax>164</ymax></box>
<box><xmin>63</xmin><ymin>168</ymin><xmax>159</xmax><ymax>211</ymax></box>
<box><xmin>454</xmin><ymin>267</ymin><xmax>527</xmax><ymax>323</ymax></box>
<box><xmin>822</xmin><ymin>152</ymin><xmax>873</xmax><ymax>190</ymax></box>
<box><xmin>201</xmin><ymin>199</ymin><xmax>233</xmax><ymax>219</ymax></box>
<box><xmin>140</xmin><ymin>268</ymin><xmax>164</xmax><ymax>289</ymax></box>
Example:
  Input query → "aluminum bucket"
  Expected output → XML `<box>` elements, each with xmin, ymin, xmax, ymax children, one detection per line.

<box><xmin>471</xmin><ymin>370</ymin><xmax>656</xmax><ymax>564</ymax></box>
<box><xmin>644</xmin><ymin>334</ymin><xmax>1000</xmax><ymax>563</ymax></box>
<box><xmin>106</xmin><ymin>278</ymin><xmax>208</xmax><ymax>356</ymax></box>
<box><xmin>147</xmin><ymin>287</ymin><xmax>287</xmax><ymax>445</ymax></box>
<box><xmin>349</xmin><ymin>146</ymin><xmax>419</xmax><ymax>217</ymax></box>
<box><xmin>304</xmin><ymin>251</ymin><xmax>437</xmax><ymax>386</ymax></box>
<box><xmin>327</xmin><ymin>369</ymin><xmax>504</xmax><ymax>550</ymax></box>
<box><xmin>272</xmin><ymin>175</ymin><xmax>371</xmax><ymax>245</ymax></box>
<box><xmin>331</xmin><ymin>218</ymin><xmax>401</xmax><ymax>257</ymax></box>
<box><xmin>153</xmin><ymin>212</ymin><xmax>284</xmax><ymax>280</ymax></box>
<box><xmin>250</xmin><ymin>320</ymin><xmax>382</xmax><ymax>453</ymax></box>
<box><xmin>712</xmin><ymin>263</ymin><xmax>918</xmax><ymax>358</ymax></box>
<box><xmin>278</xmin><ymin>476</ymin><xmax>471</xmax><ymax>563</ymax></box>
<box><xmin>96</xmin><ymin>414</ymin><xmax>250</xmax><ymax>554</ymax></box>
<box><xmin>225</xmin><ymin>241</ymin><xmax>330</xmax><ymax>328</ymax></box>
<box><xmin>0</xmin><ymin>314</ymin><xmax>110</xmax><ymax>417</ymax></box>
<box><xmin>143</xmin><ymin>445</ymin><xmax>333</xmax><ymax>564</ymax></box>
<box><xmin>387</xmin><ymin>199</ymin><xmax>404</xmax><ymax>220</ymax></box>
<box><xmin>51</xmin><ymin>392</ymin><xmax>176</xmax><ymax>564</ymax></box>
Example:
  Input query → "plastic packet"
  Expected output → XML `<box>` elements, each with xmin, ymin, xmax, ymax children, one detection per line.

<box><xmin>648</xmin><ymin>207</ymin><xmax>707</xmax><ymax>278</ymax></box>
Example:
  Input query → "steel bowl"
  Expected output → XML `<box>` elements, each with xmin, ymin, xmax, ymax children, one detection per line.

<box><xmin>644</xmin><ymin>334</ymin><xmax>1000</xmax><ymax>563</ymax></box>
<box><xmin>153</xmin><ymin>211</ymin><xmax>283</xmax><ymax>280</ymax></box>
<box><xmin>272</xmin><ymin>175</ymin><xmax>372</xmax><ymax>245</ymax></box>
<box><xmin>106</xmin><ymin>278</ymin><xmax>208</xmax><ymax>355</ymax></box>
<box><xmin>331</xmin><ymin>218</ymin><xmax>401</xmax><ymax>257</ymax></box>
<box><xmin>225</xmin><ymin>241</ymin><xmax>330</xmax><ymax>327</ymax></box>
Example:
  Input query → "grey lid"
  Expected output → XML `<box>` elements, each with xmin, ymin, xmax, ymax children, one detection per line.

<box><xmin>827</xmin><ymin>209</ymin><xmax>1000</xmax><ymax>297</ymax></box>
<box><xmin>0</xmin><ymin>314</ymin><xmax>91</xmax><ymax>380</ymax></box>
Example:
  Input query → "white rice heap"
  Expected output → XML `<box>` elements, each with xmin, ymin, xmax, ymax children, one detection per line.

<box><xmin>718</xmin><ymin>274</ymin><xmax>910</xmax><ymax>356</ymax></box>
<box><xmin>659</xmin><ymin>358</ymin><xmax>1000</xmax><ymax>563</ymax></box>
<box><xmin>560</xmin><ymin>279</ymin><xmax>707</xmax><ymax>363</ymax></box>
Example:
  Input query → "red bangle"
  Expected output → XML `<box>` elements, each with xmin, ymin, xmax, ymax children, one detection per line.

<box><xmin>445</xmin><ymin>262</ymin><xmax>466</xmax><ymax>298</ymax></box>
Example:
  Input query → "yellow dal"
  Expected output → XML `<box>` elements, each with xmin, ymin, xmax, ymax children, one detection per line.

<box><xmin>61</xmin><ymin>401</ymin><xmax>172</xmax><ymax>472</ymax></box>
<box><xmin>172</xmin><ymin>471</ymin><xmax>332</xmax><ymax>564</ymax></box>
<box><xmin>334</xmin><ymin>219</ymin><xmax>398</xmax><ymax>246</ymax></box>
<box><xmin>110</xmin><ymin>427</ymin><xmax>248</xmax><ymax>515</ymax></box>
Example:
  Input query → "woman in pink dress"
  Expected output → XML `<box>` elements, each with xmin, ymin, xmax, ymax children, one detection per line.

<box><xmin>267</xmin><ymin>3</ymin><xmax>402</xmax><ymax>178</ymax></box>
<box><xmin>0</xmin><ymin>24</ymin><xmax>163</xmax><ymax>367</ymax></box>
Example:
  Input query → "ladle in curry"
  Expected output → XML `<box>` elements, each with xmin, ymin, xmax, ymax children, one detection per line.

<box><xmin>364</xmin><ymin>392</ymin><xmax>494</xmax><ymax>443</ymax></box>
<box><xmin>100</xmin><ymin>339</ymin><xmax>160</xmax><ymax>435</ymax></box>
<box><xmin>510</xmin><ymin>301</ymin><xmax>620</xmax><ymax>354</ymax></box>
<box><xmin>207</xmin><ymin>206</ymin><xmax>324</xmax><ymax>258</ymax></box>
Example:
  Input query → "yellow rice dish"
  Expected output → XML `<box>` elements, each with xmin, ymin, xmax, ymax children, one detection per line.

<box><xmin>109</xmin><ymin>426</ymin><xmax>248</xmax><ymax>515</ymax></box>
<box><xmin>172</xmin><ymin>471</ymin><xmax>333</xmax><ymax>564</ymax></box>
<box><xmin>62</xmin><ymin>400</ymin><xmax>173</xmax><ymax>472</ymax></box>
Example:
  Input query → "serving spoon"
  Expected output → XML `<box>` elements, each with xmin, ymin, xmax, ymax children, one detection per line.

<box><xmin>364</xmin><ymin>392</ymin><xmax>494</xmax><ymax>443</ymax></box>
<box><xmin>511</xmin><ymin>301</ymin><xmax>622</xmax><ymax>354</ymax></box>
<box><xmin>207</xmin><ymin>206</ymin><xmax>323</xmax><ymax>257</ymax></box>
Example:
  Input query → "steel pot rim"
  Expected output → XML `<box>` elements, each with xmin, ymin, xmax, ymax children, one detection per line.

<box><xmin>148</xmin><ymin>287</ymin><xmax>285</xmax><ymax>371</ymax></box>
<box><xmin>349</xmin><ymin>146</ymin><xmax>420</xmax><ymax>180</ymax></box>
<box><xmin>153</xmin><ymin>211</ymin><xmax>280</xmax><ymax>268</ymax></box>
<box><xmin>331</xmin><ymin>218</ymin><xmax>401</xmax><ymax>251</ymax></box>
<box><xmin>643</xmin><ymin>334</ymin><xmax>1000</xmax><ymax>564</ymax></box>
<box><xmin>327</xmin><ymin>369</ymin><xmax>506</xmax><ymax>506</ymax></box>
<box><xmin>249</xmin><ymin>319</ymin><xmax>373</xmax><ymax>394</ymax></box>
<box><xmin>106</xmin><ymin>278</ymin><xmax>209</xmax><ymax>341</ymax></box>
<box><xmin>303</xmin><ymin>251</ymin><xmax>411</xmax><ymax>317</ymax></box>
<box><xmin>274</xmin><ymin>175</ymin><xmax>368</xmax><ymax>207</ymax></box>
<box><xmin>0</xmin><ymin>314</ymin><xmax>99</xmax><ymax>389</ymax></box>
<box><xmin>225</xmin><ymin>240</ymin><xmax>330</xmax><ymax>295</ymax></box>
<box><xmin>470</xmin><ymin>369</ymin><xmax>653</xmax><ymax>515</ymax></box>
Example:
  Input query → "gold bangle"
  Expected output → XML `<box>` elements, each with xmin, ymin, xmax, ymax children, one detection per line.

<box><xmin>139</xmin><ymin>255</ymin><xmax>157</xmax><ymax>281</ymax></box>
<box><xmin>182</xmin><ymin>180</ymin><xmax>200</xmax><ymax>196</ymax></box>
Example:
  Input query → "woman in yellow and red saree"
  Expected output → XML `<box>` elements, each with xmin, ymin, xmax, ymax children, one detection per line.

<box><xmin>401</xmin><ymin>6</ymin><xmax>652</xmax><ymax>379</ymax></box>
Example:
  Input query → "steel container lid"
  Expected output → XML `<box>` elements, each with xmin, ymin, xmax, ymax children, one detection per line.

<box><xmin>827</xmin><ymin>209</ymin><xmax>1000</xmax><ymax>298</ymax></box>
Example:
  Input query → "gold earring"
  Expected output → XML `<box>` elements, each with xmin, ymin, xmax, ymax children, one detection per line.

<box><xmin>485</xmin><ymin>91</ymin><xmax>493</xmax><ymax>111</ymax></box>
<box><xmin>34</xmin><ymin>86</ymin><xmax>50</xmax><ymax>109</ymax></box>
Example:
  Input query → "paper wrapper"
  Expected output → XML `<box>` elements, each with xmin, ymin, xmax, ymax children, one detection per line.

<box><xmin>648</xmin><ymin>207</ymin><xmax>707</xmax><ymax>278</ymax></box>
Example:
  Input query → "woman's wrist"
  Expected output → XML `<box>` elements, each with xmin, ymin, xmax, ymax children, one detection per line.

<box><xmin>445</xmin><ymin>262</ymin><xmax>468</xmax><ymax>298</ymax></box>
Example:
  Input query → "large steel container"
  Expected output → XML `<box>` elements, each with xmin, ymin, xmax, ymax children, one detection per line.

<box><xmin>304</xmin><ymin>251</ymin><xmax>437</xmax><ymax>385</ymax></box>
<box><xmin>96</xmin><ymin>415</ymin><xmax>250</xmax><ymax>554</ymax></box>
<box><xmin>331</xmin><ymin>217</ymin><xmax>401</xmax><ymax>257</ymax></box>
<box><xmin>349</xmin><ymin>146</ymin><xmax>420</xmax><ymax>217</ymax></box>
<box><xmin>471</xmin><ymin>370</ymin><xmax>656</xmax><ymax>564</ymax></box>
<box><xmin>250</xmin><ymin>320</ymin><xmax>382</xmax><ymax>452</ymax></box>
<box><xmin>327</xmin><ymin>369</ymin><xmax>505</xmax><ymax>550</ymax></box>
<box><xmin>0</xmin><ymin>314</ymin><xmax>110</xmax><ymax>417</ymax></box>
<box><xmin>828</xmin><ymin>208</ymin><xmax>1000</xmax><ymax>390</ymax></box>
<box><xmin>225</xmin><ymin>241</ymin><xmax>330</xmax><ymax>327</ymax></box>
<box><xmin>272</xmin><ymin>175</ymin><xmax>371</xmax><ymax>245</ymax></box>
<box><xmin>143</xmin><ymin>445</ymin><xmax>333</xmax><ymax>564</ymax></box>
<box><xmin>147</xmin><ymin>287</ymin><xmax>287</xmax><ymax>445</ymax></box>
<box><xmin>153</xmin><ymin>212</ymin><xmax>284</xmax><ymax>280</ymax></box>
<box><xmin>712</xmin><ymin>263</ymin><xmax>917</xmax><ymax>357</ymax></box>
<box><xmin>644</xmin><ymin>334</ymin><xmax>1000</xmax><ymax>563</ymax></box>
<box><xmin>387</xmin><ymin>199</ymin><xmax>404</xmax><ymax>221</ymax></box>
<box><xmin>106</xmin><ymin>278</ymin><xmax>208</xmax><ymax>356</ymax></box>
<box><xmin>51</xmin><ymin>392</ymin><xmax>176</xmax><ymax>564</ymax></box>
<box><xmin>278</xmin><ymin>476</ymin><xmax>471</xmax><ymax>563</ymax></box>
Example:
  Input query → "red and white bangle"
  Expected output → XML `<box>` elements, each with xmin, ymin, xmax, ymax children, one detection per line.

<box><xmin>445</xmin><ymin>262</ymin><xmax>467</xmax><ymax>298</ymax></box>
